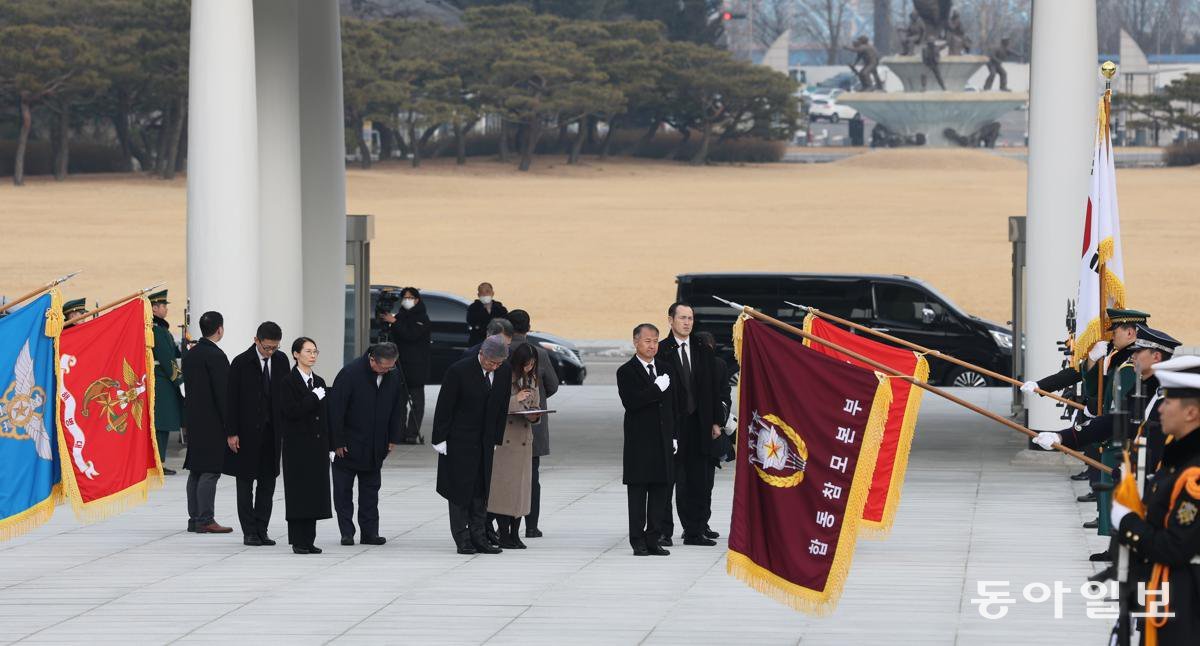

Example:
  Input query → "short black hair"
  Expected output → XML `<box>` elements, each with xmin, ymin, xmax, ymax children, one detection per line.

<box><xmin>487</xmin><ymin>318</ymin><xmax>514</xmax><ymax>336</ymax></box>
<box><xmin>668</xmin><ymin>302</ymin><xmax>693</xmax><ymax>318</ymax></box>
<box><xmin>369</xmin><ymin>342</ymin><xmax>399</xmax><ymax>362</ymax></box>
<box><xmin>199</xmin><ymin>311</ymin><xmax>223</xmax><ymax>338</ymax></box>
<box><xmin>695</xmin><ymin>331</ymin><xmax>716</xmax><ymax>350</ymax></box>
<box><xmin>508</xmin><ymin>309</ymin><xmax>531</xmax><ymax>334</ymax></box>
<box><xmin>632</xmin><ymin>323</ymin><xmax>659</xmax><ymax>339</ymax></box>
<box><xmin>256</xmin><ymin>321</ymin><xmax>283</xmax><ymax>341</ymax></box>
<box><xmin>401</xmin><ymin>286</ymin><xmax>421</xmax><ymax>300</ymax></box>
<box><xmin>291</xmin><ymin>336</ymin><xmax>316</xmax><ymax>358</ymax></box>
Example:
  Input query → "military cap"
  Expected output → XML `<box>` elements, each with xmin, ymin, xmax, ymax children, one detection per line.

<box><xmin>148</xmin><ymin>289</ymin><xmax>169</xmax><ymax>305</ymax></box>
<box><xmin>1153</xmin><ymin>355</ymin><xmax>1200</xmax><ymax>399</ymax></box>
<box><xmin>1131</xmin><ymin>325</ymin><xmax>1180</xmax><ymax>355</ymax></box>
<box><xmin>63</xmin><ymin>298</ymin><xmax>87</xmax><ymax>316</ymax></box>
<box><xmin>1107</xmin><ymin>308</ymin><xmax>1149</xmax><ymax>329</ymax></box>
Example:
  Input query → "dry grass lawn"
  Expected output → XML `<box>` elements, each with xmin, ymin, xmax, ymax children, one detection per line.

<box><xmin>2</xmin><ymin>149</ymin><xmax>1197</xmax><ymax>342</ymax></box>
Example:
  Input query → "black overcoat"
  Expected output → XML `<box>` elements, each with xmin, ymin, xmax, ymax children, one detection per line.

<box><xmin>181</xmin><ymin>338</ymin><xmax>230</xmax><ymax>474</ymax></box>
<box><xmin>466</xmin><ymin>299</ymin><xmax>509</xmax><ymax>346</ymax></box>
<box><xmin>280</xmin><ymin>367</ymin><xmax>332</xmax><ymax>521</ymax></box>
<box><xmin>432</xmin><ymin>355</ymin><xmax>511</xmax><ymax>507</ymax></box>
<box><xmin>657</xmin><ymin>336</ymin><xmax>724</xmax><ymax>456</ymax></box>
<box><xmin>327</xmin><ymin>353</ymin><xmax>407</xmax><ymax>472</ymax></box>
<box><xmin>389</xmin><ymin>302</ymin><xmax>432</xmax><ymax>387</ymax></box>
<box><xmin>616</xmin><ymin>356</ymin><xmax>678</xmax><ymax>485</ymax></box>
<box><xmin>223</xmin><ymin>345</ymin><xmax>288</xmax><ymax>479</ymax></box>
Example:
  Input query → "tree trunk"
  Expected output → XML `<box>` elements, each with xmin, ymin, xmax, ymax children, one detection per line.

<box><xmin>667</xmin><ymin>126</ymin><xmax>691</xmax><ymax>161</ymax></box>
<box><xmin>112</xmin><ymin>105</ymin><xmax>135</xmax><ymax>172</ymax></box>
<box><xmin>556</xmin><ymin>122</ymin><xmax>570</xmax><ymax>152</ymax></box>
<box><xmin>419</xmin><ymin>125</ymin><xmax>439</xmax><ymax>149</ymax></box>
<box><xmin>518</xmin><ymin>118</ymin><xmax>541</xmax><ymax>172</ymax></box>
<box><xmin>586</xmin><ymin>115</ymin><xmax>599</xmax><ymax>145</ymax></box>
<box><xmin>498</xmin><ymin>119</ymin><xmax>510</xmax><ymax>162</ymax></box>
<box><xmin>454</xmin><ymin>123</ymin><xmax>467</xmax><ymax>165</ymax></box>
<box><xmin>161</xmin><ymin>95</ymin><xmax>186</xmax><ymax>180</ymax></box>
<box><xmin>873</xmin><ymin>0</ymin><xmax>892</xmax><ymax>55</ymax></box>
<box><xmin>175</xmin><ymin>114</ymin><xmax>188</xmax><ymax>173</ymax></box>
<box><xmin>378</xmin><ymin>122</ymin><xmax>395</xmax><ymax>160</ymax></box>
<box><xmin>54</xmin><ymin>106</ymin><xmax>70</xmax><ymax>181</ymax></box>
<box><xmin>14</xmin><ymin>97</ymin><xmax>32</xmax><ymax>186</ymax></box>
<box><xmin>409</xmin><ymin>121</ymin><xmax>420</xmax><ymax>168</ymax></box>
<box><xmin>567</xmin><ymin>122</ymin><xmax>586</xmax><ymax>164</ymax></box>
<box><xmin>690</xmin><ymin>120</ymin><xmax>712</xmax><ymax>165</ymax></box>
<box><xmin>631</xmin><ymin>121</ymin><xmax>659</xmax><ymax>156</ymax></box>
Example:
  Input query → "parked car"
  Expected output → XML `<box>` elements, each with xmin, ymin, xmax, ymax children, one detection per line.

<box><xmin>344</xmin><ymin>285</ymin><xmax>586</xmax><ymax>385</ymax></box>
<box><xmin>808</xmin><ymin>98</ymin><xmax>859</xmax><ymax>123</ymax></box>
<box><xmin>676</xmin><ymin>273</ymin><xmax>1014</xmax><ymax>387</ymax></box>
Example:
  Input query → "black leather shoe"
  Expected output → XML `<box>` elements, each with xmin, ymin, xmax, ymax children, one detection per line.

<box><xmin>703</xmin><ymin>528</ymin><xmax>720</xmax><ymax>539</ymax></box>
<box><xmin>633</xmin><ymin>546</ymin><xmax>650</xmax><ymax>556</ymax></box>
<box><xmin>162</xmin><ymin>467</ymin><xmax>177</xmax><ymax>476</ymax></box>
<box><xmin>1071</xmin><ymin>470</ymin><xmax>1091</xmax><ymax>481</ymax></box>
<box><xmin>360</xmin><ymin>536</ymin><xmax>386</xmax><ymax>546</ymax></box>
<box><xmin>659</xmin><ymin>537</ymin><xmax>673</xmax><ymax>547</ymax></box>
<box><xmin>1083</xmin><ymin>518</ymin><xmax>1099</xmax><ymax>529</ymax></box>
<box><xmin>259</xmin><ymin>536</ymin><xmax>277</xmax><ymax>546</ymax></box>
<box><xmin>1088</xmin><ymin>566</ymin><xmax>1115</xmax><ymax>583</ymax></box>
<box><xmin>457</xmin><ymin>544</ymin><xmax>477</xmax><ymax>555</ymax></box>
<box><xmin>1077</xmin><ymin>492</ymin><xmax>1097</xmax><ymax>503</ymax></box>
<box><xmin>648</xmin><ymin>544</ymin><xmax>670</xmax><ymax>556</ymax></box>
<box><xmin>525</xmin><ymin>528</ymin><xmax>543</xmax><ymax>538</ymax></box>
<box><xmin>243</xmin><ymin>535</ymin><xmax>263</xmax><ymax>546</ymax></box>
<box><xmin>307</xmin><ymin>546</ymin><xmax>322</xmax><ymax>554</ymax></box>
<box><xmin>683</xmin><ymin>536</ymin><xmax>718</xmax><ymax>546</ymax></box>
<box><xmin>292</xmin><ymin>546</ymin><xmax>311</xmax><ymax>554</ymax></box>
<box><xmin>187</xmin><ymin>520</ymin><xmax>196</xmax><ymax>533</ymax></box>
<box><xmin>486</xmin><ymin>527</ymin><xmax>501</xmax><ymax>545</ymax></box>
<box><xmin>340</xmin><ymin>536</ymin><xmax>355</xmax><ymax>546</ymax></box>
<box><xmin>1089</xmin><ymin>551</ymin><xmax>1112</xmax><ymax>562</ymax></box>
<box><xmin>472</xmin><ymin>540</ymin><xmax>502</xmax><ymax>554</ymax></box>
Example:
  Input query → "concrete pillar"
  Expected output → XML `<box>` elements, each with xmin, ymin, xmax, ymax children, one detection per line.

<box><xmin>1025</xmin><ymin>1</ymin><xmax>1098</xmax><ymax>430</ymax></box>
<box><xmin>254</xmin><ymin>0</ymin><xmax>304</xmax><ymax>343</ymax></box>
<box><xmin>298</xmin><ymin>0</ymin><xmax>349</xmax><ymax>367</ymax></box>
<box><xmin>186</xmin><ymin>0</ymin><xmax>260</xmax><ymax>351</ymax></box>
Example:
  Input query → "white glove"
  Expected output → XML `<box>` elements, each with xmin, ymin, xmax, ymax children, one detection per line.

<box><xmin>1088</xmin><ymin>340</ymin><xmax>1109</xmax><ymax>362</ymax></box>
<box><xmin>1033</xmin><ymin>432</ymin><xmax>1060</xmax><ymax>451</ymax></box>
<box><xmin>1111</xmin><ymin>499</ymin><xmax>1132</xmax><ymax>529</ymax></box>
<box><xmin>179</xmin><ymin>382</ymin><xmax>186</xmax><ymax>398</ymax></box>
<box><xmin>313</xmin><ymin>386</ymin><xmax>326</xmax><ymax>400</ymax></box>
<box><xmin>433</xmin><ymin>441</ymin><xmax>447</xmax><ymax>456</ymax></box>
<box><xmin>1020</xmin><ymin>380</ymin><xmax>1038</xmax><ymax>395</ymax></box>
<box><xmin>654</xmin><ymin>374</ymin><xmax>671</xmax><ymax>392</ymax></box>
<box><xmin>673</xmin><ymin>439</ymin><xmax>678</xmax><ymax>455</ymax></box>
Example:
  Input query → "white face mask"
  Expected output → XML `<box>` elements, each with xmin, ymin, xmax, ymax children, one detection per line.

<box><xmin>479</xmin><ymin>296</ymin><xmax>493</xmax><ymax>305</ymax></box>
<box><xmin>401</xmin><ymin>298</ymin><xmax>416</xmax><ymax>310</ymax></box>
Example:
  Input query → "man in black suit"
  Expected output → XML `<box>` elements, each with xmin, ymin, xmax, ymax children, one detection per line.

<box><xmin>224</xmin><ymin>321</ymin><xmax>289</xmax><ymax>546</ymax></box>
<box><xmin>182</xmin><ymin>311</ymin><xmax>234</xmax><ymax>534</ymax></box>
<box><xmin>328</xmin><ymin>342</ymin><xmax>407</xmax><ymax>546</ymax></box>
<box><xmin>466</xmin><ymin>282</ymin><xmax>509</xmax><ymax>346</ymax></box>
<box><xmin>432</xmin><ymin>335</ymin><xmax>512</xmax><ymax>554</ymax></box>
<box><xmin>618</xmin><ymin>323</ymin><xmax>678</xmax><ymax>556</ymax></box>
<box><xmin>657</xmin><ymin>302</ymin><xmax>723</xmax><ymax>547</ymax></box>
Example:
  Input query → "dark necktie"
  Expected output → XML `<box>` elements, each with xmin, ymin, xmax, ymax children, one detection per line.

<box><xmin>261</xmin><ymin>357</ymin><xmax>270</xmax><ymax>393</ymax></box>
<box><xmin>679</xmin><ymin>342</ymin><xmax>696</xmax><ymax>414</ymax></box>
<box><xmin>647</xmin><ymin>363</ymin><xmax>655</xmax><ymax>379</ymax></box>
<box><xmin>306</xmin><ymin>377</ymin><xmax>313</xmax><ymax>390</ymax></box>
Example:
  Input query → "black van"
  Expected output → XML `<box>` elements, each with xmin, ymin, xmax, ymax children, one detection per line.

<box><xmin>677</xmin><ymin>273</ymin><xmax>1014</xmax><ymax>387</ymax></box>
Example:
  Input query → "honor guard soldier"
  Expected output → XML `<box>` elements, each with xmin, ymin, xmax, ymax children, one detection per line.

<box><xmin>62</xmin><ymin>297</ymin><xmax>88</xmax><ymax>328</ymax></box>
<box><xmin>1110</xmin><ymin>355</ymin><xmax>1200</xmax><ymax>645</ymax></box>
<box><xmin>150</xmin><ymin>290</ymin><xmax>184</xmax><ymax>475</ymax></box>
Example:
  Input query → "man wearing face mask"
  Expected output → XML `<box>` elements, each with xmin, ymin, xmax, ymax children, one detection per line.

<box><xmin>467</xmin><ymin>282</ymin><xmax>508</xmax><ymax>347</ymax></box>
<box><xmin>382</xmin><ymin>287</ymin><xmax>431</xmax><ymax>445</ymax></box>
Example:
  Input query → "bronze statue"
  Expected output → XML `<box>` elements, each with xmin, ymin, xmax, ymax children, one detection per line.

<box><xmin>946</xmin><ymin>9</ymin><xmax>971</xmax><ymax>55</ymax></box>
<box><xmin>913</xmin><ymin>0</ymin><xmax>954</xmax><ymax>39</ymax></box>
<box><xmin>984</xmin><ymin>38</ymin><xmax>1012</xmax><ymax>91</ymax></box>
<box><xmin>921</xmin><ymin>38</ymin><xmax>946</xmax><ymax>90</ymax></box>
<box><xmin>897</xmin><ymin>10</ymin><xmax>927</xmax><ymax>56</ymax></box>
<box><xmin>845</xmin><ymin>35</ymin><xmax>884</xmax><ymax>91</ymax></box>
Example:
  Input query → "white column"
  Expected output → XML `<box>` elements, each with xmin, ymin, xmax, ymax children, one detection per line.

<box><xmin>298</xmin><ymin>0</ymin><xmax>349</xmax><ymax>368</ymax></box>
<box><xmin>254</xmin><ymin>0</ymin><xmax>304</xmax><ymax>342</ymax></box>
<box><xmin>187</xmin><ymin>0</ymin><xmax>260</xmax><ymax>351</ymax></box>
<box><xmin>1025</xmin><ymin>1</ymin><xmax>1097</xmax><ymax>430</ymax></box>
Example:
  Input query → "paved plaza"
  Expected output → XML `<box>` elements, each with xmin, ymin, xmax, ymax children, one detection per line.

<box><xmin>1</xmin><ymin>382</ymin><xmax>1113</xmax><ymax>645</ymax></box>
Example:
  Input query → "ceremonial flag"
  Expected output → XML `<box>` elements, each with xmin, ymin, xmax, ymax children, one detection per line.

<box><xmin>0</xmin><ymin>291</ymin><xmax>63</xmax><ymax>540</ymax></box>
<box><xmin>1074</xmin><ymin>91</ymin><xmax>1126</xmax><ymax>366</ymax></box>
<box><xmin>727</xmin><ymin>315</ymin><xmax>892</xmax><ymax>614</ymax></box>
<box><xmin>57</xmin><ymin>298</ymin><xmax>162</xmax><ymax>521</ymax></box>
<box><xmin>802</xmin><ymin>313</ymin><xmax>928</xmax><ymax>536</ymax></box>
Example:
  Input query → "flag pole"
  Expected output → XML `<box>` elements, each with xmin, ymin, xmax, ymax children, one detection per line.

<box><xmin>0</xmin><ymin>271</ymin><xmax>82</xmax><ymax>315</ymax></box>
<box><xmin>66</xmin><ymin>282</ymin><xmax>165</xmax><ymax>326</ymax></box>
<box><xmin>715</xmin><ymin>297</ymin><xmax>1110</xmax><ymax>474</ymax></box>
<box><xmin>785</xmin><ymin>301</ymin><xmax>1086</xmax><ymax>412</ymax></box>
<box><xmin>1095</xmin><ymin>62</ymin><xmax>1117</xmax><ymax>416</ymax></box>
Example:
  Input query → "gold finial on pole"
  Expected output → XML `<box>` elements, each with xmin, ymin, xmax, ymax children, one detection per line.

<box><xmin>1100</xmin><ymin>61</ymin><xmax>1118</xmax><ymax>79</ymax></box>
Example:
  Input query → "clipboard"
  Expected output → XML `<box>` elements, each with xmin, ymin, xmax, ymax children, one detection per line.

<box><xmin>509</xmin><ymin>409</ymin><xmax>556</xmax><ymax>415</ymax></box>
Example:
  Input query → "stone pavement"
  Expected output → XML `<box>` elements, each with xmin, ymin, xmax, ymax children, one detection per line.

<box><xmin>1</xmin><ymin>385</ymin><xmax>1113</xmax><ymax>645</ymax></box>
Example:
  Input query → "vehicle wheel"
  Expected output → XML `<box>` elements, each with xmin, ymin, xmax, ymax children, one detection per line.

<box><xmin>830</xmin><ymin>114</ymin><xmax>840</xmax><ymax>124</ymax></box>
<box><xmin>946</xmin><ymin>367</ymin><xmax>989</xmax><ymax>388</ymax></box>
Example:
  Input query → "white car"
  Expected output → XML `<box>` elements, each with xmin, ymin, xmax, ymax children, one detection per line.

<box><xmin>808</xmin><ymin>98</ymin><xmax>858</xmax><ymax>123</ymax></box>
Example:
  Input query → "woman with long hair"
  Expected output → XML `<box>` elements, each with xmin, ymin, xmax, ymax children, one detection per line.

<box><xmin>279</xmin><ymin>336</ymin><xmax>332</xmax><ymax>554</ymax></box>
<box><xmin>487</xmin><ymin>342</ymin><xmax>541</xmax><ymax>549</ymax></box>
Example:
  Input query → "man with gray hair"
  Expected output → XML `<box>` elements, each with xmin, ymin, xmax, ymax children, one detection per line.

<box><xmin>328</xmin><ymin>342</ymin><xmax>407</xmax><ymax>546</ymax></box>
<box><xmin>433</xmin><ymin>335</ymin><xmax>513</xmax><ymax>554</ymax></box>
<box><xmin>462</xmin><ymin>318</ymin><xmax>514</xmax><ymax>358</ymax></box>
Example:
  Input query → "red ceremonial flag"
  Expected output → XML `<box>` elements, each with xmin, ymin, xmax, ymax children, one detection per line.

<box><xmin>56</xmin><ymin>298</ymin><xmax>162</xmax><ymax>521</ymax></box>
<box><xmin>801</xmin><ymin>313</ymin><xmax>928</xmax><ymax>536</ymax></box>
<box><xmin>727</xmin><ymin>315</ymin><xmax>892</xmax><ymax>614</ymax></box>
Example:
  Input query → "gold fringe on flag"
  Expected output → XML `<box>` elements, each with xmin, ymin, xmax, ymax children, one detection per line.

<box><xmin>143</xmin><ymin>297</ymin><xmax>165</xmax><ymax>482</ymax></box>
<box><xmin>727</xmin><ymin>372</ymin><xmax>893</xmax><ymax>615</ymax></box>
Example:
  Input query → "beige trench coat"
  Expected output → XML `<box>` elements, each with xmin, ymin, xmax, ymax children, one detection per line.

<box><xmin>487</xmin><ymin>387</ymin><xmax>536</xmax><ymax>517</ymax></box>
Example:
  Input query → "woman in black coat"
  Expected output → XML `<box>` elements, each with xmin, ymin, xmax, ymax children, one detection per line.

<box><xmin>382</xmin><ymin>287</ymin><xmax>431</xmax><ymax>443</ymax></box>
<box><xmin>279</xmin><ymin>336</ymin><xmax>332</xmax><ymax>554</ymax></box>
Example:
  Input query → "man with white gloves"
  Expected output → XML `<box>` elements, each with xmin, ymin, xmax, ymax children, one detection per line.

<box><xmin>616</xmin><ymin>323</ymin><xmax>681</xmax><ymax>556</ymax></box>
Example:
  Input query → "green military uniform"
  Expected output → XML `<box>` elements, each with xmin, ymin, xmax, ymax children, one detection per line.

<box><xmin>62</xmin><ymin>297</ymin><xmax>87</xmax><ymax>327</ymax></box>
<box><xmin>150</xmin><ymin>290</ymin><xmax>183</xmax><ymax>469</ymax></box>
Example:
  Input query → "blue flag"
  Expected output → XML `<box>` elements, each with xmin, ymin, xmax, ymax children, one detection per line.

<box><xmin>0</xmin><ymin>292</ymin><xmax>61</xmax><ymax>540</ymax></box>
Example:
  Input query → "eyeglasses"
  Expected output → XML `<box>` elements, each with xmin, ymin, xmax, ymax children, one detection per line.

<box><xmin>300</xmin><ymin>349</ymin><xmax>320</xmax><ymax>356</ymax></box>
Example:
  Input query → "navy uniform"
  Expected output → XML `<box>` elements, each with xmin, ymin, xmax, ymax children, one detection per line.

<box><xmin>1034</xmin><ymin>308</ymin><xmax>1149</xmax><ymax>415</ymax></box>
<box><xmin>1111</xmin><ymin>356</ymin><xmax>1200</xmax><ymax>645</ymax></box>
<box><xmin>149</xmin><ymin>290</ymin><xmax>184</xmax><ymax>476</ymax></box>
<box><xmin>62</xmin><ymin>297</ymin><xmax>87</xmax><ymax>328</ymax></box>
